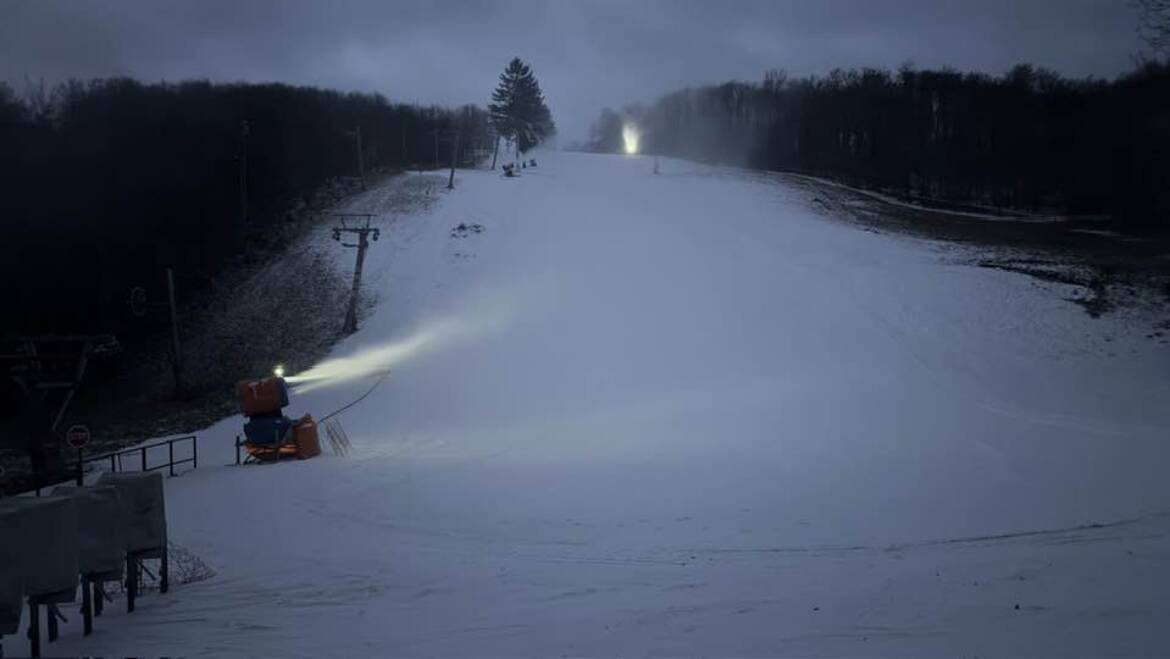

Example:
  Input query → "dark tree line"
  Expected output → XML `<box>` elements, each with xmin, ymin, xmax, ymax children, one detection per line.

<box><xmin>0</xmin><ymin>77</ymin><xmax>494</xmax><ymax>340</ymax></box>
<box><xmin>589</xmin><ymin>61</ymin><xmax>1170</xmax><ymax>224</ymax></box>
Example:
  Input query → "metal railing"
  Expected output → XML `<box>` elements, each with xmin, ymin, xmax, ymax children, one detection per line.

<box><xmin>100</xmin><ymin>435</ymin><xmax>198</xmax><ymax>478</ymax></box>
<box><xmin>2</xmin><ymin>435</ymin><xmax>199</xmax><ymax>497</ymax></box>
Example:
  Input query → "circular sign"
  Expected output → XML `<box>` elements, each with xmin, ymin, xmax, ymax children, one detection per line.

<box><xmin>129</xmin><ymin>286</ymin><xmax>148</xmax><ymax>317</ymax></box>
<box><xmin>65</xmin><ymin>425</ymin><xmax>91</xmax><ymax>449</ymax></box>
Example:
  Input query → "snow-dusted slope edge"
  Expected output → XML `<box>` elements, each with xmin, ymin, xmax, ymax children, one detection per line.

<box><xmin>47</xmin><ymin>152</ymin><xmax>1170</xmax><ymax>657</ymax></box>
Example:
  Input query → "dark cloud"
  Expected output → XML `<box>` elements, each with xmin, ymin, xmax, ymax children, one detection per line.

<box><xmin>0</xmin><ymin>0</ymin><xmax>1144</xmax><ymax>142</ymax></box>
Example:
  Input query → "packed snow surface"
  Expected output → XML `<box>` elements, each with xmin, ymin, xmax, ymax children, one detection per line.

<box><xmin>45</xmin><ymin>153</ymin><xmax>1170</xmax><ymax>656</ymax></box>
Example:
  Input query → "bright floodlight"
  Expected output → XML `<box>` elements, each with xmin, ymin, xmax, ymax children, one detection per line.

<box><xmin>622</xmin><ymin>124</ymin><xmax>640</xmax><ymax>155</ymax></box>
<box><xmin>273</xmin><ymin>364</ymin><xmax>285</xmax><ymax>378</ymax></box>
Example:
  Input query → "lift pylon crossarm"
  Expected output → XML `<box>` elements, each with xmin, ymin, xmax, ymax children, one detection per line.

<box><xmin>330</xmin><ymin>214</ymin><xmax>381</xmax><ymax>334</ymax></box>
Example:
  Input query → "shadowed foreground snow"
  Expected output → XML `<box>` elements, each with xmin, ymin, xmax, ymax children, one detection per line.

<box><xmin>47</xmin><ymin>153</ymin><xmax>1170</xmax><ymax>657</ymax></box>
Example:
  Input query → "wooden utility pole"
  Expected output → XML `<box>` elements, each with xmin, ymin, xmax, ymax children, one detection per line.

<box><xmin>490</xmin><ymin>134</ymin><xmax>500</xmax><ymax>170</ymax></box>
<box><xmin>331</xmin><ymin>214</ymin><xmax>381</xmax><ymax>334</ymax></box>
<box><xmin>239</xmin><ymin>120</ymin><xmax>250</xmax><ymax>223</ymax></box>
<box><xmin>346</xmin><ymin>127</ymin><xmax>366</xmax><ymax>190</ymax></box>
<box><xmin>128</xmin><ymin>272</ymin><xmax>182</xmax><ymax>395</ymax></box>
<box><xmin>401</xmin><ymin>122</ymin><xmax>408</xmax><ymax>166</ymax></box>
<box><xmin>165</xmin><ymin>268</ymin><xmax>183</xmax><ymax>395</ymax></box>
<box><xmin>448</xmin><ymin>130</ymin><xmax>460</xmax><ymax>190</ymax></box>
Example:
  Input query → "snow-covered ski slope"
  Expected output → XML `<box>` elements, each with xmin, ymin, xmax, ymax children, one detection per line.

<box><xmin>54</xmin><ymin>152</ymin><xmax>1170</xmax><ymax>656</ymax></box>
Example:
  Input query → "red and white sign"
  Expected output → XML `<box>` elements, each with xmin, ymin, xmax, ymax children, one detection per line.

<box><xmin>65</xmin><ymin>425</ymin><xmax>91</xmax><ymax>449</ymax></box>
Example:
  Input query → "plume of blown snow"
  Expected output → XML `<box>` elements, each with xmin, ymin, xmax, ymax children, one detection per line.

<box><xmin>285</xmin><ymin>283</ymin><xmax>527</xmax><ymax>392</ymax></box>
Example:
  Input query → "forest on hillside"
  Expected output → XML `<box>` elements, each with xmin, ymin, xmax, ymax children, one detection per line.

<box><xmin>589</xmin><ymin>62</ymin><xmax>1170</xmax><ymax>224</ymax></box>
<box><xmin>0</xmin><ymin>78</ymin><xmax>494</xmax><ymax>339</ymax></box>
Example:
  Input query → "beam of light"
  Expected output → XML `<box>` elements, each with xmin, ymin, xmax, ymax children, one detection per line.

<box><xmin>622</xmin><ymin>124</ymin><xmax>640</xmax><ymax>155</ymax></box>
<box><xmin>284</xmin><ymin>283</ymin><xmax>532</xmax><ymax>393</ymax></box>
<box><xmin>285</xmin><ymin>319</ymin><xmax>458</xmax><ymax>392</ymax></box>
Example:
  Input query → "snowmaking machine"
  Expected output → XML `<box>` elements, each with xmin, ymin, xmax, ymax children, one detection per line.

<box><xmin>234</xmin><ymin>376</ymin><xmax>321</xmax><ymax>463</ymax></box>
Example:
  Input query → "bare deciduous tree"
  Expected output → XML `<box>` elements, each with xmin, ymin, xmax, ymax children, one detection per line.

<box><xmin>1135</xmin><ymin>0</ymin><xmax>1170</xmax><ymax>55</ymax></box>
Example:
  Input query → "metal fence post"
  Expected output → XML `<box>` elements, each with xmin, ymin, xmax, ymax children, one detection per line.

<box><xmin>192</xmin><ymin>436</ymin><xmax>198</xmax><ymax>469</ymax></box>
<box><xmin>140</xmin><ymin>447</ymin><xmax>147</xmax><ymax>472</ymax></box>
<box><xmin>126</xmin><ymin>555</ymin><xmax>136</xmax><ymax>612</ymax></box>
<box><xmin>82</xmin><ymin>576</ymin><xmax>93</xmax><ymax>635</ymax></box>
<box><xmin>168</xmin><ymin>441</ymin><xmax>175</xmax><ymax>477</ymax></box>
<box><xmin>160</xmin><ymin>549</ymin><xmax>169</xmax><ymax>594</ymax></box>
<box><xmin>28</xmin><ymin>599</ymin><xmax>40</xmax><ymax>657</ymax></box>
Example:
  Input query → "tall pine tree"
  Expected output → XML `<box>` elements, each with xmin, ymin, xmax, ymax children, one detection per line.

<box><xmin>489</xmin><ymin>58</ymin><xmax>554</xmax><ymax>164</ymax></box>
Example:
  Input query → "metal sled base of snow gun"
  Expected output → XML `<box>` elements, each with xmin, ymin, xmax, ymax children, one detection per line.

<box><xmin>235</xmin><ymin>436</ymin><xmax>301</xmax><ymax>465</ymax></box>
<box><xmin>234</xmin><ymin>416</ymin><xmax>326</xmax><ymax>465</ymax></box>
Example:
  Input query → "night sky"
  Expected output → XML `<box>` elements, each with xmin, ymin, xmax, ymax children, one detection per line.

<box><xmin>1</xmin><ymin>0</ymin><xmax>1146</xmax><ymax>142</ymax></box>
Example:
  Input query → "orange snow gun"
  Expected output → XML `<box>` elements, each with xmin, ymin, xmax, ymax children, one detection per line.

<box><xmin>234</xmin><ymin>376</ymin><xmax>320</xmax><ymax>464</ymax></box>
